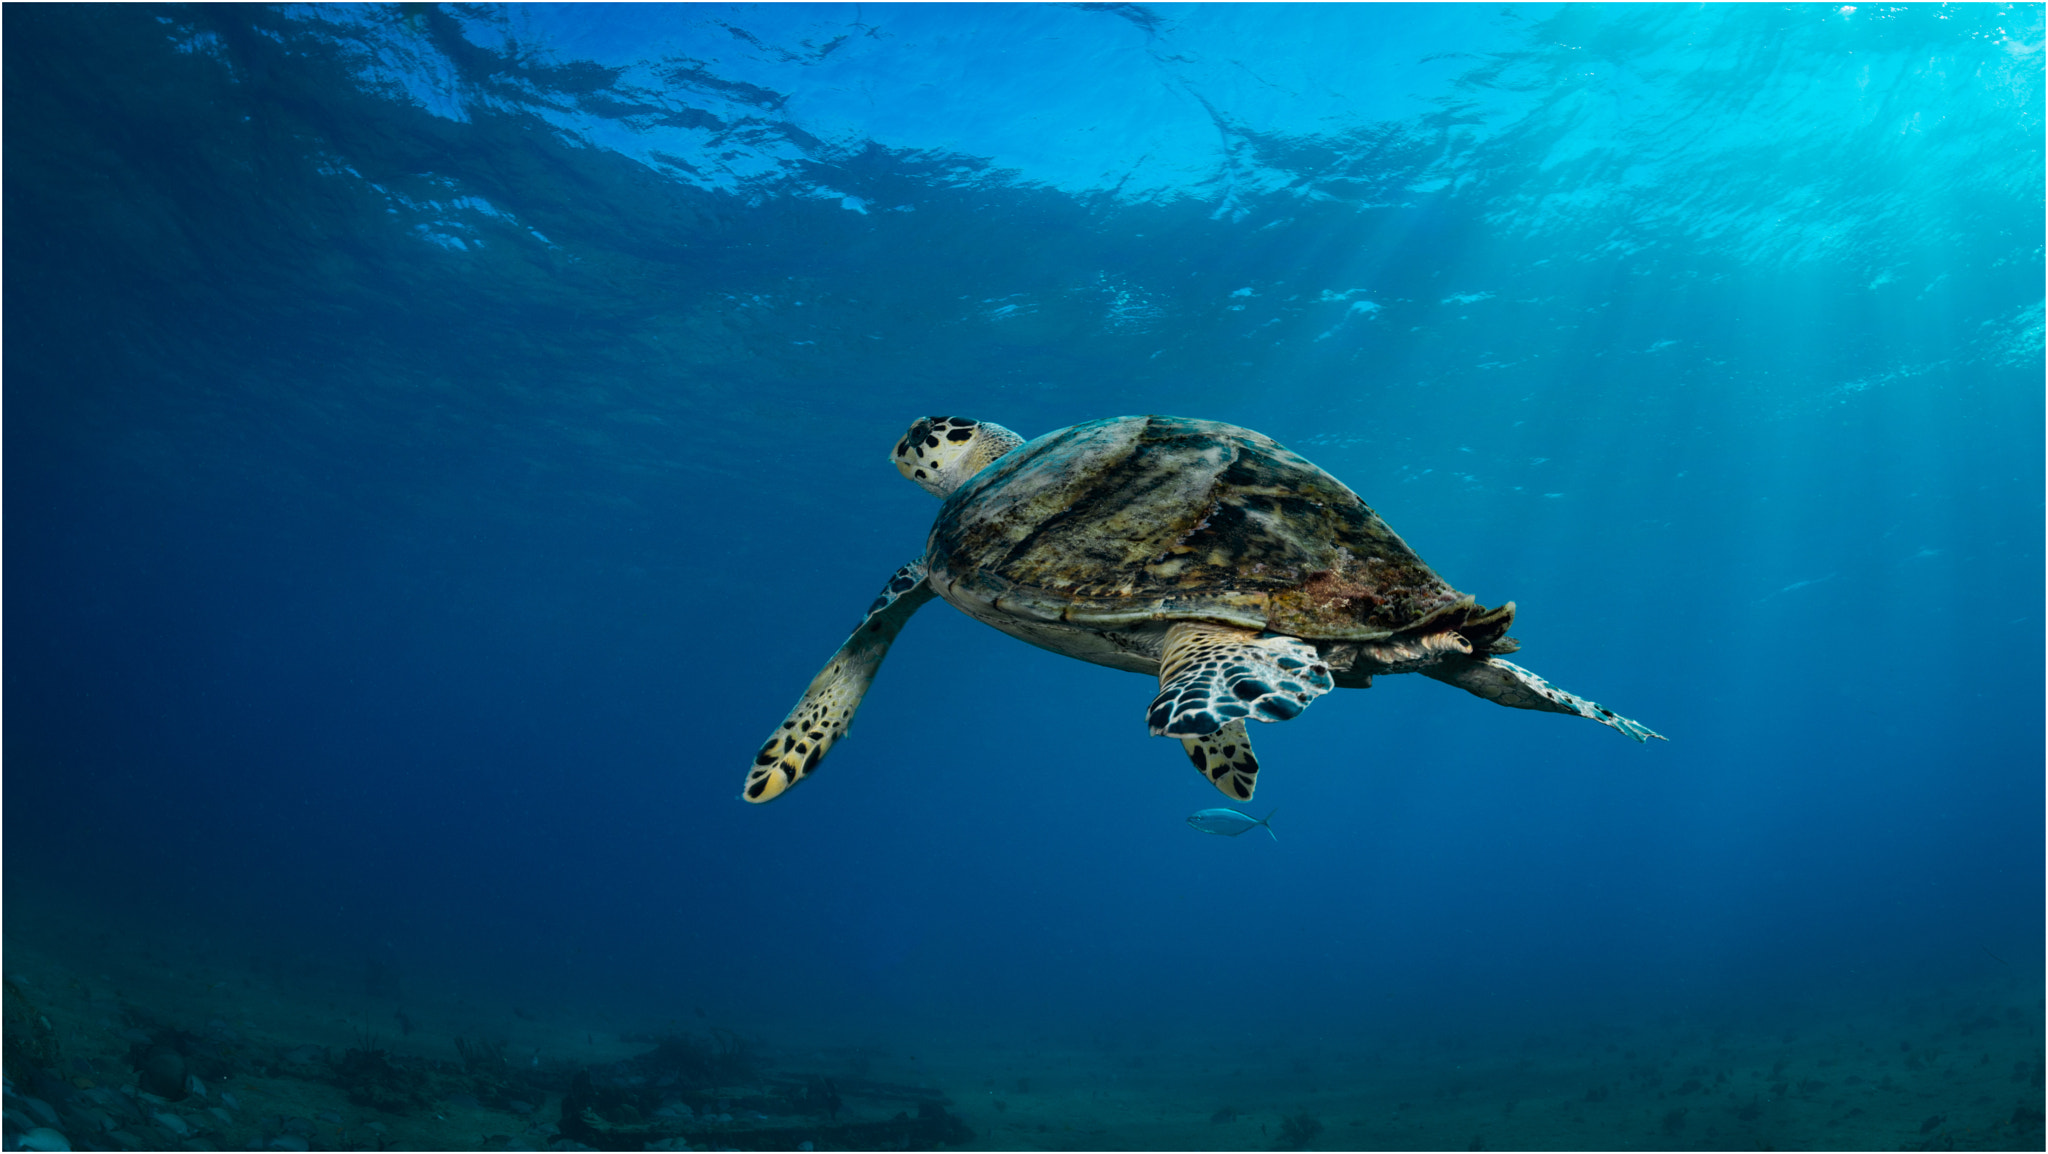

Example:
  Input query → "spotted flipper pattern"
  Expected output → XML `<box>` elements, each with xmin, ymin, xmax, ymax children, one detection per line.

<box><xmin>1182</xmin><ymin>719</ymin><xmax>1262</xmax><ymax>801</ymax></box>
<box><xmin>744</xmin><ymin>560</ymin><xmax>937</xmax><ymax>803</ymax></box>
<box><xmin>1146</xmin><ymin>621</ymin><xmax>1335</xmax><ymax>738</ymax></box>
<box><xmin>1424</xmin><ymin>655</ymin><xmax>1665</xmax><ymax>743</ymax></box>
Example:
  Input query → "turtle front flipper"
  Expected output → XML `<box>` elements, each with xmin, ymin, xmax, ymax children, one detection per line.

<box><xmin>1424</xmin><ymin>656</ymin><xmax>1666</xmax><ymax>743</ymax></box>
<box><xmin>1182</xmin><ymin>719</ymin><xmax>1262</xmax><ymax>801</ymax></box>
<box><xmin>1146</xmin><ymin>621</ymin><xmax>1335</xmax><ymax>737</ymax></box>
<box><xmin>743</xmin><ymin>560</ymin><xmax>937</xmax><ymax>802</ymax></box>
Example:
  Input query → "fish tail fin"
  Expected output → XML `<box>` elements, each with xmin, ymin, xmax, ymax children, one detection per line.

<box><xmin>1262</xmin><ymin>807</ymin><xmax>1278</xmax><ymax>841</ymax></box>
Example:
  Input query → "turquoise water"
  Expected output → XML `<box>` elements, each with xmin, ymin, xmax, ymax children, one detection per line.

<box><xmin>4</xmin><ymin>4</ymin><xmax>2042</xmax><ymax>1150</ymax></box>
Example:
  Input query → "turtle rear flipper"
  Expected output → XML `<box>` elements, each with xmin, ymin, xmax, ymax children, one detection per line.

<box><xmin>744</xmin><ymin>560</ymin><xmax>937</xmax><ymax>802</ymax></box>
<box><xmin>1425</xmin><ymin>655</ymin><xmax>1665</xmax><ymax>742</ymax></box>
<box><xmin>1146</xmin><ymin>621</ymin><xmax>1335</xmax><ymax>738</ymax></box>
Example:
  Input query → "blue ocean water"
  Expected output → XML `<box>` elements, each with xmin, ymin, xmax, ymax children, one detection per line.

<box><xmin>3</xmin><ymin>3</ymin><xmax>2042</xmax><ymax>1151</ymax></box>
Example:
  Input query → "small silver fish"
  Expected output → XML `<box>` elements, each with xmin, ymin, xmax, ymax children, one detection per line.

<box><xmin>1187</xmin><ymin>806</ymin><xmax>1277</xmax><ymax>841</ymax></box>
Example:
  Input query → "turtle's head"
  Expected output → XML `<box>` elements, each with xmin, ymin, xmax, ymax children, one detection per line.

<box><xmin>891</xmin><ymin>416</ymin><xmax>1024</xmax><ymax>499</ymax></box>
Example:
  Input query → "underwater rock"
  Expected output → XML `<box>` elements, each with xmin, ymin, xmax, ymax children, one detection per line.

<box><xmin>337</xmin><ymin>1047</ymin><xmax>432</xmax><ymax>1112</ymax></box>
<box><xmin>798</xmin><ymin>1076</ymin><xmax>842</xmax><ymax>1121</ymax></box>
<box><xmin>1276</xmin><ymin>1112</ymin><xmax>1323</xmax><ymax>1150</ymax></box>
<box><xmin>16</xmin><ymin>1096</ymin><xmax>63</xmax><ymax>1130</ymax></box>
<box><xmin>136</xmin><ymin>1047</ymin><xmax>189</xmax><ymax>1100</ymax></box>
<box><xmin>151</xmin><ymin>1110</ymin><xmax>191</xmax><ymax>1137</ymax></box>
<box><xmin>3</xmin><ymin>980</ymin><xmax>63</xmax><ymax>1072</ymax></box>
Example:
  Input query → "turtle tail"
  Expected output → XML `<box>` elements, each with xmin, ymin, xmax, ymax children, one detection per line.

<box><xmin>1454</xmin><ymin>600</ymin><xmax>1518</xmax><ymax>656</ymax></box>
<box><xmin>1396</xmin><ymin>597</ymin><xmax>1519</xmax><ymax>656</ymax></box>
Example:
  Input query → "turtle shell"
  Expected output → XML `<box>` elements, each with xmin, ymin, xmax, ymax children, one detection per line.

<box><xmin>927</xmin><ymin>415</ymin><xmax>1512</xmax><ymax>644</ymax></box>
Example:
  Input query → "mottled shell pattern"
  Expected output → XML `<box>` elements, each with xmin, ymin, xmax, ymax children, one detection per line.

<box><xmin>926</xmin><ymin>415</ymin><xmax>1518</xmax><ymax>650</ymax></box>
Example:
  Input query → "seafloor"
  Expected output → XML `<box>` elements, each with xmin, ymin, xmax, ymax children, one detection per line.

<box><xmin>3</xmin><ymin>901</ymin><xmax>2041</xmax><ymax>1152</ymax></box>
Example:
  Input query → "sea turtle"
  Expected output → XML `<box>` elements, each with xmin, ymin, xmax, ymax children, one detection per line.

<box><xmin>744</xmin><ymin>415</ymin><xmax>1663</xmax><ymax>803</ymax></box>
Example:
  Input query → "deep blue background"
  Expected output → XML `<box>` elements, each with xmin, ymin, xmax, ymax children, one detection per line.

<box><xmin>5</xmin><ymin>2</ymin><xmax>2041</xmax><ymax>1046</ymax></box>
